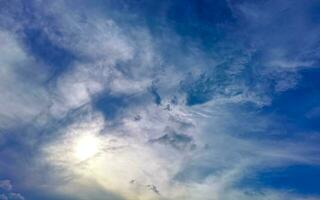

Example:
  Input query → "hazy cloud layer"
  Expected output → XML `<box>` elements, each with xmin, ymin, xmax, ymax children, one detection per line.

<box><xmin>0</xmin><ymin>0</ymin><xmax>320</xmax><ymax>200</ymax></box>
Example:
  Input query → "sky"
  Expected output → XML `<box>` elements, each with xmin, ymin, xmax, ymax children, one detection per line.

<box><xmin>0</xmin><ymin>0</ymin><xmax>320</xmax><ymax>200</ymax></box>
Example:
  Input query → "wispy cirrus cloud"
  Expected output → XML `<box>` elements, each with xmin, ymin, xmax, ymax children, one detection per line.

<box><xmin>0</xmin><ymin>0</ymin><xmax>320</xmax><ymax>200</ymax></box>
<box><xmin>0</xmin><ymin>30</ymin><xmax>49</xmax><ymax>129</ymax></box>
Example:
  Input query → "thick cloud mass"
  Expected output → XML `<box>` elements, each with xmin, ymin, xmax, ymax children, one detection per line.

<box><xmin>0</xmin><ymin>0</ymin><xmax>320</xmax><ymax>200</ymax></box>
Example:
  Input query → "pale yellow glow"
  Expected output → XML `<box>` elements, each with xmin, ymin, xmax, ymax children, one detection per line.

<box><xmin>74</xmin><ymin>134</ymin><xmax>100</xmax><ymax>161</ymax></box>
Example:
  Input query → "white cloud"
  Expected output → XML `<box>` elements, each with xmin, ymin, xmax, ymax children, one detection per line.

<box><xmin>40</xmin><ymin>98</ymin><xmax>320</xmax><ymax>200</ymax></box>
<box><xmin>0</xmin><ymin>1</ymin><xmax>320</xmax><ymax>200</ymax></box>
<box><xmin>31</xmin><ymin>1</ymin><xmax>320</xmax><ymax>199</ymax></box>
<box><xmin>229</xmin><ymin>0</ymin><xmax>320</xmax><ymax>93</ymax></box>
<box><xmin>0</xmin><ymin>30</ymin><xmax>49</xmax><ymax>128</ymax></box>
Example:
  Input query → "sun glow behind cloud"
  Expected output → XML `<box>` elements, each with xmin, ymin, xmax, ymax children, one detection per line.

<box><xmin>74</xmin><ymin>134</ymin><xmax>101</xmax><ymax>161</ymax></box>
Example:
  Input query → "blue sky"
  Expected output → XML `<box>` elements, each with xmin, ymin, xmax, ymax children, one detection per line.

<box><xmin>0</xmin><ymin>0</ymin><xmax>320</xmax><ymax>200</ymax></box>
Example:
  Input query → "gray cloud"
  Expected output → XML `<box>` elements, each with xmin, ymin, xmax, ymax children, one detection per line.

<box><xmin>149</xmin><ymin>129</ymin><xmax>196</xmax><ymax>151</ymax></box>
